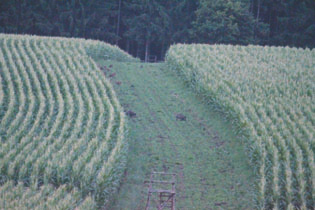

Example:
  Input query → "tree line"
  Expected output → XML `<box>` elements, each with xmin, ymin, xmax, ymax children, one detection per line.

<box><xmin>1</xmin><ymin>0</ymin><xmax>314</xmax><ymax>61</ymax></box>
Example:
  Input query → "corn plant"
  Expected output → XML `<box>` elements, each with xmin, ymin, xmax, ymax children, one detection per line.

<box><xmin>166</xmin><ymin>44</ymin><xmax>315</xmax><ymax>209</ymax></box>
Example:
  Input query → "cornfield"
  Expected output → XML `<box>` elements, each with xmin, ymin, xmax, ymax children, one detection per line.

<box><xmin>0</xmin><ymin>181</ymin><xmax>96</xmax><ymax>209</ymax></box>
<box><xmin>166</xmin><ymin>44</ymin><xmax>315</xmax><ymax>209</ymax></box>
<box><xmin>0</xmin><ymin>34</ymin><xmax>131</xmax><ymax>208</ymax></box>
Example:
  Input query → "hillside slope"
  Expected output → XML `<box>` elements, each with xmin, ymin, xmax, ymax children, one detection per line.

<box><xmin>166</xmin><ymin>44</ymin><xmax>315</xmax><ymax>209</ymax></box>
<box><xmin>0</xmin><ymin>34</ymin><xmax>130</xmax><ymax>209</ymax></box>
<box><xmin>97</xmin><ymin>61</ymin><xmax>255</xmax><ymax>209</ymax></box>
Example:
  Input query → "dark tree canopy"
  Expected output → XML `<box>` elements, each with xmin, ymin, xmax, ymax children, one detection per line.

<box><xmin>0</xmin><ymin>0</ymin><xmax>314</xmax><ymax>60</ymax></box>
<box><xmin>192</xmin><ymin>0</ymin><xmax>256</xmax><ymax>44</ymax></box>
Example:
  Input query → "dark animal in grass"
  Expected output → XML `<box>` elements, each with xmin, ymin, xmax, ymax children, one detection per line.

<box><xmin>126</xmin><ymin>110</ymin><xmax>136</xmax><ymax>118</ymax></box>
<box><xmin>109</xmin><ymin>64</ymin><xmax>113</xmax><ymax>68</ymax></box>
<box><xmin>116</xmin><ymin>81</ymin><xmax>122</xmax><ymax>85</ymax></box>
<box><xmin>176</xmin><ymin>114</ymin><xmax>186</xmax><ymax>121</ymax></box>
<box><xmin>103</xmin><ymin>66</ymin><xmax>110</xmax><ymax>71</ymax></box>
<box><xmin>109</xmin><ymin>73</ymin><xmax>116</xmax><ymax>78</ymax></box>
<box><xmin>215</xmin><ymin>202</ymin><xmax>227</xmax><ymax>206</ymax></box>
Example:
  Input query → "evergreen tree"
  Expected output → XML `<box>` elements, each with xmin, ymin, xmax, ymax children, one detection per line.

<box><xmin>0</xmin><ymin>0</ymin><xmax>314</xmax><ymax>59</ymax></box>
<box><xmin>192</xmin><ymin>0</ymin><xmax>256</xmax><ymax>44</ymax></box>
<box><xmin>123</xmin><ymin>0</ymin><xmax>169</xmax><ymax>61</ymax></box>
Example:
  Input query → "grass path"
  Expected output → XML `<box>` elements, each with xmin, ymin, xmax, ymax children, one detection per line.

<box><xmin>97</xmin><ymin>61</ymin><xmax>255</xmax><ymax>209</ymax></box>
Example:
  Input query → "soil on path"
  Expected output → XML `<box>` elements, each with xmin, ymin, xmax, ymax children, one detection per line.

<box><xmin>98</xmin><ymin>61</ymin><xmax>255</xmax><ymax>210</ymax></box>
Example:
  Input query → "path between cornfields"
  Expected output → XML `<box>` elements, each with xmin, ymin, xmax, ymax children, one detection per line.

<box><xmin>98</xmin><ymin>61</ymin><xmax>255</xmax><ymax>210</ymax></box>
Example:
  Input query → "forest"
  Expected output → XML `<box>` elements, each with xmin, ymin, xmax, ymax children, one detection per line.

<box><xmin>1</xmin><ymin>0</ymin><xmax>315</xmax><ymax>61</ymax></box>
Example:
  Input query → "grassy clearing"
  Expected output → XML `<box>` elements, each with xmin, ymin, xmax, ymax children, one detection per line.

<box><xmin>98</xmin><ymin>60</ymin><xmax>255</xmax><ymax>209</ymax></box>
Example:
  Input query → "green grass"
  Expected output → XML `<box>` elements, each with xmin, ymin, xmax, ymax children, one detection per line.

<box><xmin>97</xmin><ymin>61</ymin><xmax>255</xmax><ymax>209</ymax></box>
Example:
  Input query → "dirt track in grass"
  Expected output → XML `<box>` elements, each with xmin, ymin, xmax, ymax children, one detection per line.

<box><xmin>98</xmin><ymin>61</ymin><xmax>255</xmax><ymax>210</ymax></box>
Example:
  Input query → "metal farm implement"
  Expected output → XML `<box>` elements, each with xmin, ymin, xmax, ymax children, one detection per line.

<box><xmin>145</xmin><ymin>172</ymin><xmax>176</xmax><ymax>210</ymax></box>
